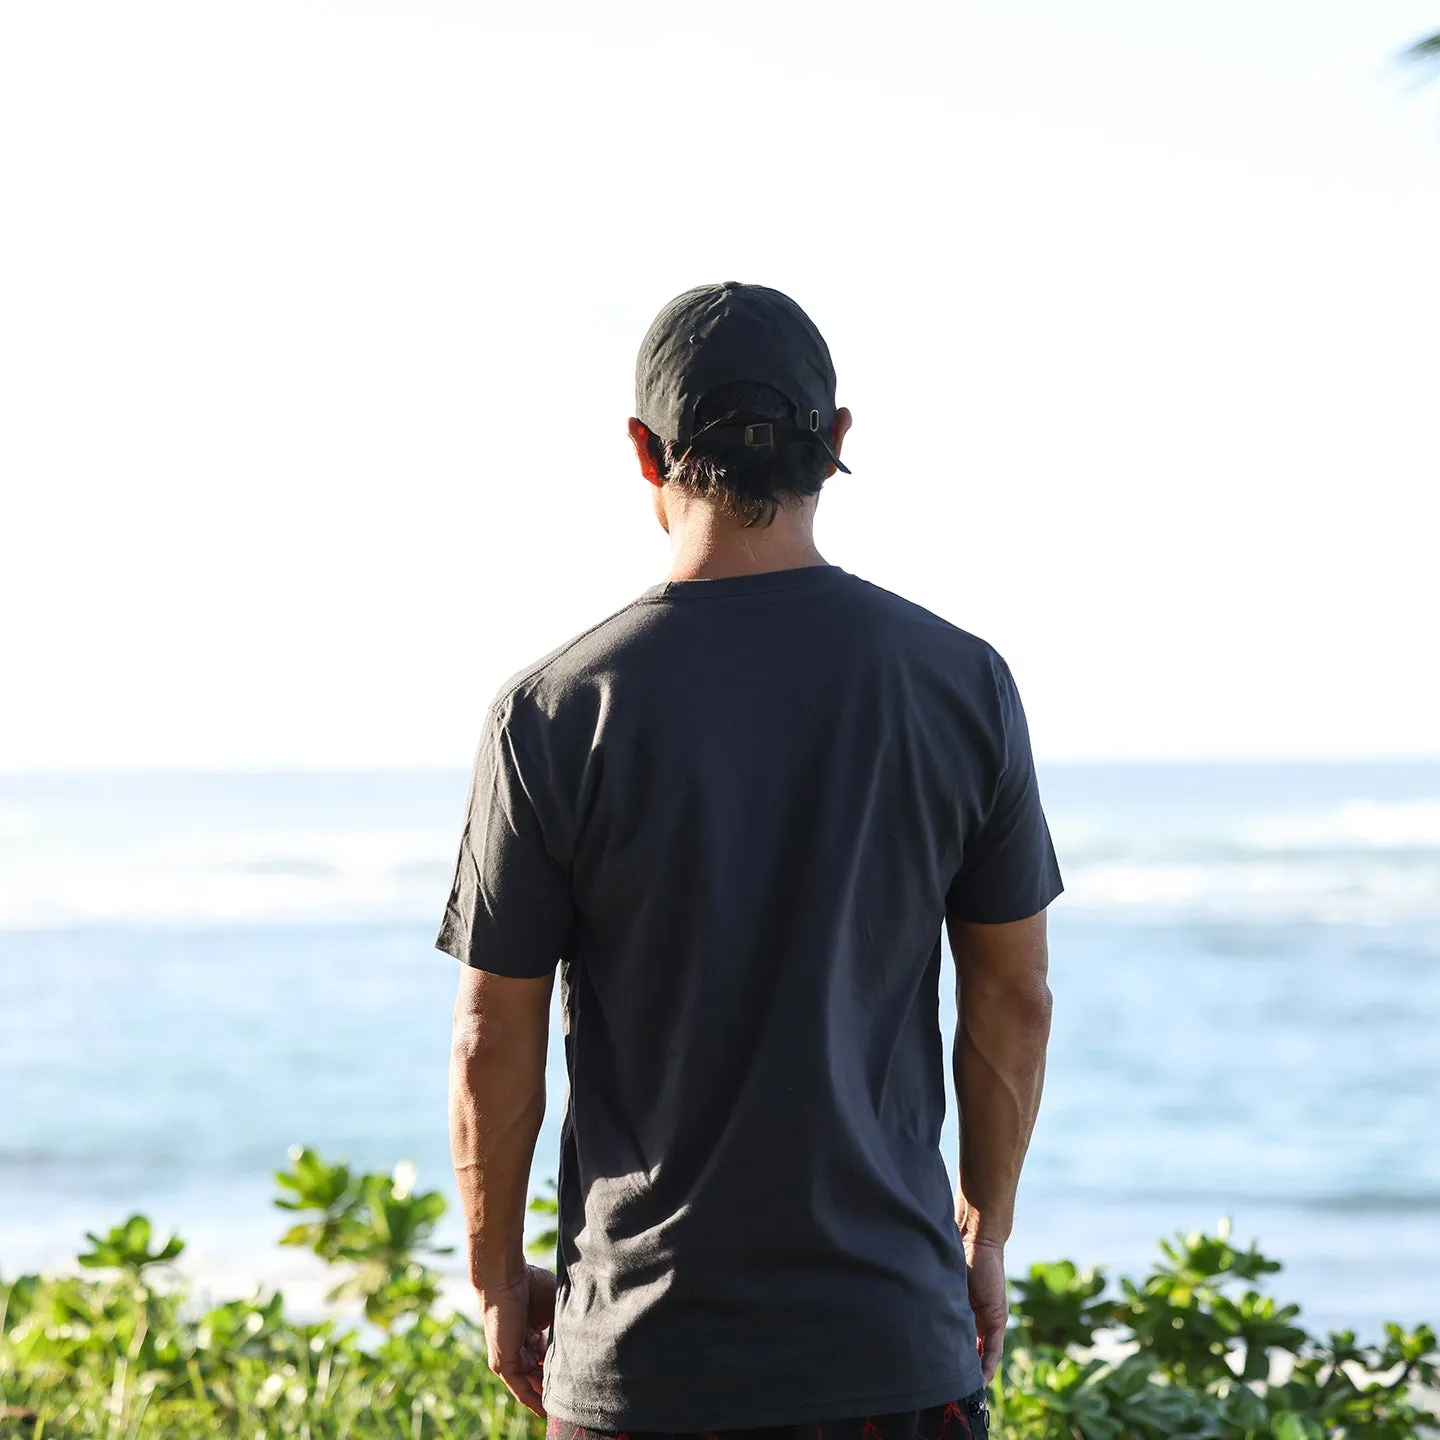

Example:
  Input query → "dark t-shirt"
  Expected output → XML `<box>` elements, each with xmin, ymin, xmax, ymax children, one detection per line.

<box><xmin>436</xmin><ymin>565</ymin><xmax>1062</xmax><ymax>1430</ymax></box>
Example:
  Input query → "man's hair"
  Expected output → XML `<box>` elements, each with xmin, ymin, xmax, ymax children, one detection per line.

<box><xmin>647</xmin><ymin>382</ymin><xmax>830</xmax><ymax>529</ymax></box>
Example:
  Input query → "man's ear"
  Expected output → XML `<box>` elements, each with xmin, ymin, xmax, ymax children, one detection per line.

<box><xmin>826</xmin><ymin>407</ymin><xmax>853</xmax><ymax>479</ymax></box>
<box><xmin>628</xmin><ymin>418</ymin><xmax>663</xmax><ymax>487</ymax></box>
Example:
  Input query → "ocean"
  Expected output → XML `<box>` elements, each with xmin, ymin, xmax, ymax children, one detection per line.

<box><xmin>2</xmin><ymin>764</ymin><xmax>1438</xmax><ymax>1335</ymax></box>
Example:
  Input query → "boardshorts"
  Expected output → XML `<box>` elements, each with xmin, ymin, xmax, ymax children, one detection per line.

<box><xmin>546</xmin><ymin>1390</ymin><xmax>992</xmax><ymax>1440</ymax></box>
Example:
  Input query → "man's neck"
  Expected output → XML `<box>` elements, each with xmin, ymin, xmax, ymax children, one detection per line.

<box><xmin>663</xmin><ymin>503</ymin><xmax>827</xmax><ymax>582</ymax></box>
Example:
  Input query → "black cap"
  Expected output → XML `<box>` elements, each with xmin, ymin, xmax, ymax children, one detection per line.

<box><xmin>634</xmin><ymin>281</ymin><xmax>851</xmax><ymax>475</ymax></box>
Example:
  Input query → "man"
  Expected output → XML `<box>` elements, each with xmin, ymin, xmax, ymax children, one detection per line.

<box><xmin>439</xmin><ymin>282</ymin><xmax>1060</xmax><ymax>1440</ymax></box>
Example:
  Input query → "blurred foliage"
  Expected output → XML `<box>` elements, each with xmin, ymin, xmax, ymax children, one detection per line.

<box><xmin>2</xmin><ymin>1161</ymin><xmax>1435</xmax><ymax>1439</ymax></box>
<box><xmin>1402</xmin><ymin>31</ymin><xmax>1440</xmax><ymax>64</ymax></box>
<box><xmin>1001</xmin><ymin>1219</ymin><xmax>1437</xmax><ymax>1439</ymax></box>
<box><xmin>524</xmin><ymin>1180</ymin><xmax>559</xmax><ymax>1265</ymax></box>
<box><xmin>275</xmin><ymin>1147</ymin><xmax>450</xmax><ymax>1330</ymax></box>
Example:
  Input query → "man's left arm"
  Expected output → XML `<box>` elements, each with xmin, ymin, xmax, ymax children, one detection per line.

<box><xmin>450</xmin><ymin>964</ymin><xmax>555</xmax><ymax>1417</ymax></box>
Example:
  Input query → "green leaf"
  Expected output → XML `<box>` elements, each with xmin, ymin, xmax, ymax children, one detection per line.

<box><xmin>76</xmin><ymin>1214</ymin><xmax>186</xmax><ymax>1273</ymax></box>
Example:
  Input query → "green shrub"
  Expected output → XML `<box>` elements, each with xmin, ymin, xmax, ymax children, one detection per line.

<box><xmin>1002</xmin><ymin>1220</ymin><xmax>1437</xmax><ymax>1438</ymax></box>
<box><xmin>1</xmin><ymin>1155</ymin><xmax>1434</xmax><ymax>1439</ymax></box>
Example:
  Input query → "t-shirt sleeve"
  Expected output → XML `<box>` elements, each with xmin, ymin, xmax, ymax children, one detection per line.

<box><xmin>435</xmin><ymin>707</ymin><xmax>574</xmax><ymax>977</ymax></box>
<box><xmin>946</xmin><ymin>657</ymin><xmax>1064</xmax><ymax>924</ymax></box>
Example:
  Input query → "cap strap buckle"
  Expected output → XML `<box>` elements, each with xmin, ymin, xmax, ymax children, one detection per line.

<box><xmin>743</xmin><ymin>423</ymin><xmax>775</xmax><ymax>450</ymax></box>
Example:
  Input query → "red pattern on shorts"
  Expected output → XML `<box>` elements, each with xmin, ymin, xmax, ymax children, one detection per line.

<box><xmin>545</xmin><ymin>1395</ymin><xmax>983</xmax><ymax>1440</ymax></box>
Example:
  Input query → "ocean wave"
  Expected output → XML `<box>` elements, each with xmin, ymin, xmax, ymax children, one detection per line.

<box><xmin>1242</xmin><ymin>799</ymin><xmax>1440</xmax><ymax>853</ymax></box>
<box><xmin>3</xmin><ymin>785</ymin><xmax>1439</xmax><ymax>931</ymax></box>
<box><xmin>1049</xmin><ymin>796</ymin><xmax>1440</xmax><ymax>867</ymax></box>
<box><xmin>0</xmin><ymin>828</ymin><xmax>456</xmax><ymax>930</ymax></box>
<box><xmin>1062</xmin><ymin>856</ymin><xmax>1440</xmax><ymax>925</ymax></box>
<box><xmin>4</xmin><ymin>853</ymin><xmax>1436</xmax><ymax>931</ymax></box>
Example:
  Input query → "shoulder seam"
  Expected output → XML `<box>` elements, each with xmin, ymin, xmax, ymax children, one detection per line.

<box><xmin>848</xmin><ymin>576</ymin><xmax>999</xmax><ymax>655</ymax></box>
<box><xmin>488</xmin><ymin>597</ymin><xmax>648</xmax><ymax>721</ymax></box>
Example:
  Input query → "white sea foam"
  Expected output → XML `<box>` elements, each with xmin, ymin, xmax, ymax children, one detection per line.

<box><xmin>1063</xmin><ymin>856</ymin><xmax>1440</xmax><ymax>925</ymax></box>
<box><xmin>1242</xmin><ymin>798</ymin><xmax>1440</xmax><ymax>852</ymax></box>
<box><xmin>3</xmin><ymin>775</ymin><xmax>1439</xmax><ymax>930</ymax></box>
<box><xmin>5</xmin><ymin>840</ymin><xmax>1437</xmax><ymax>930</ymax></box>
<box><xmin>0</xmin><ymin>826</ymin><xmax>455</xmax><ymax>929</ymax></box>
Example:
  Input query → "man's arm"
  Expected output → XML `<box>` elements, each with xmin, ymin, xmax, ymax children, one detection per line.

<box><xmin>449</xmin><ymin>964</ymin><xmax>555</xmax><ymax>1417</ymax></box>
<box><xmin>946</xmin><ymin>908</ymin><xmax>1054</xmax><ymax>1384</ymax></box>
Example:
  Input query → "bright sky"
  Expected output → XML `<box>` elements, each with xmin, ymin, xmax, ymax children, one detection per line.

<box><xmin>3</xmin><ymin>0</ymin><xmax>1438</xmax><ymax>768</ymax></box>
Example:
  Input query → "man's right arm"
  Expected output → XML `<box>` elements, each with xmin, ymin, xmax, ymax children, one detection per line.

<box><xmin>946</xmin><ymin>908</ymin><xmax>1054</xmax><ymax>1383</ymax></box>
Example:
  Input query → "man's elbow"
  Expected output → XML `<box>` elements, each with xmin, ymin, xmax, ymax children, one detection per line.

<box><xmin>949</xmin><ymin>912</ymin><xmax>1053</xmax><ymax>1033</ymax></box>
<box><xmin>968</xmin><ymin>969</ymin><xmax>1053</xmax><ymax>1038</ymax></box>
<box><xmin>451</xmin><ymin>1009</ymin><xmax>485</xmax><ymax>1062</ymax></box>
<box><xmin>450</xmin><ymin>991</ymin><xmax>547</xmax><ymax>1078</ymax></box>
<box><xmin>1022</xmin><ymin>976</ymin><xmax>1054</xmax><ymax>1034</ymax></box>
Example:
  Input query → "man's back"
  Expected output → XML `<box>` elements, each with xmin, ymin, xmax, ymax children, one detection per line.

<box><xmin>438</xmin><ymin>564</ymin><xmax>1061</xmax><ymax>1429</ymax></box>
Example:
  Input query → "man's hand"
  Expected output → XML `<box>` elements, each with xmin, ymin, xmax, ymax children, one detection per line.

<box><xmin>963</xmin><ymin>1233</ymin><xmax>1008</xmax><ymax>1384</ymax></box>
<box><xmin>480</xmin><ymin>1263</ymin><xmax>557</xmax><ymax>1418</ymax></box>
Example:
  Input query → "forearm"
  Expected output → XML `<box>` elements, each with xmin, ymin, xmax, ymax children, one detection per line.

<box><xmin>449</xmin><ymin>993</ymin><xmax>548</xmax><ymax>1298</ymax></box>
<box><xmin>952</xmin><ymin>945</ymin><xmax>1052</xmax><ymax>1246</ymax></box>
